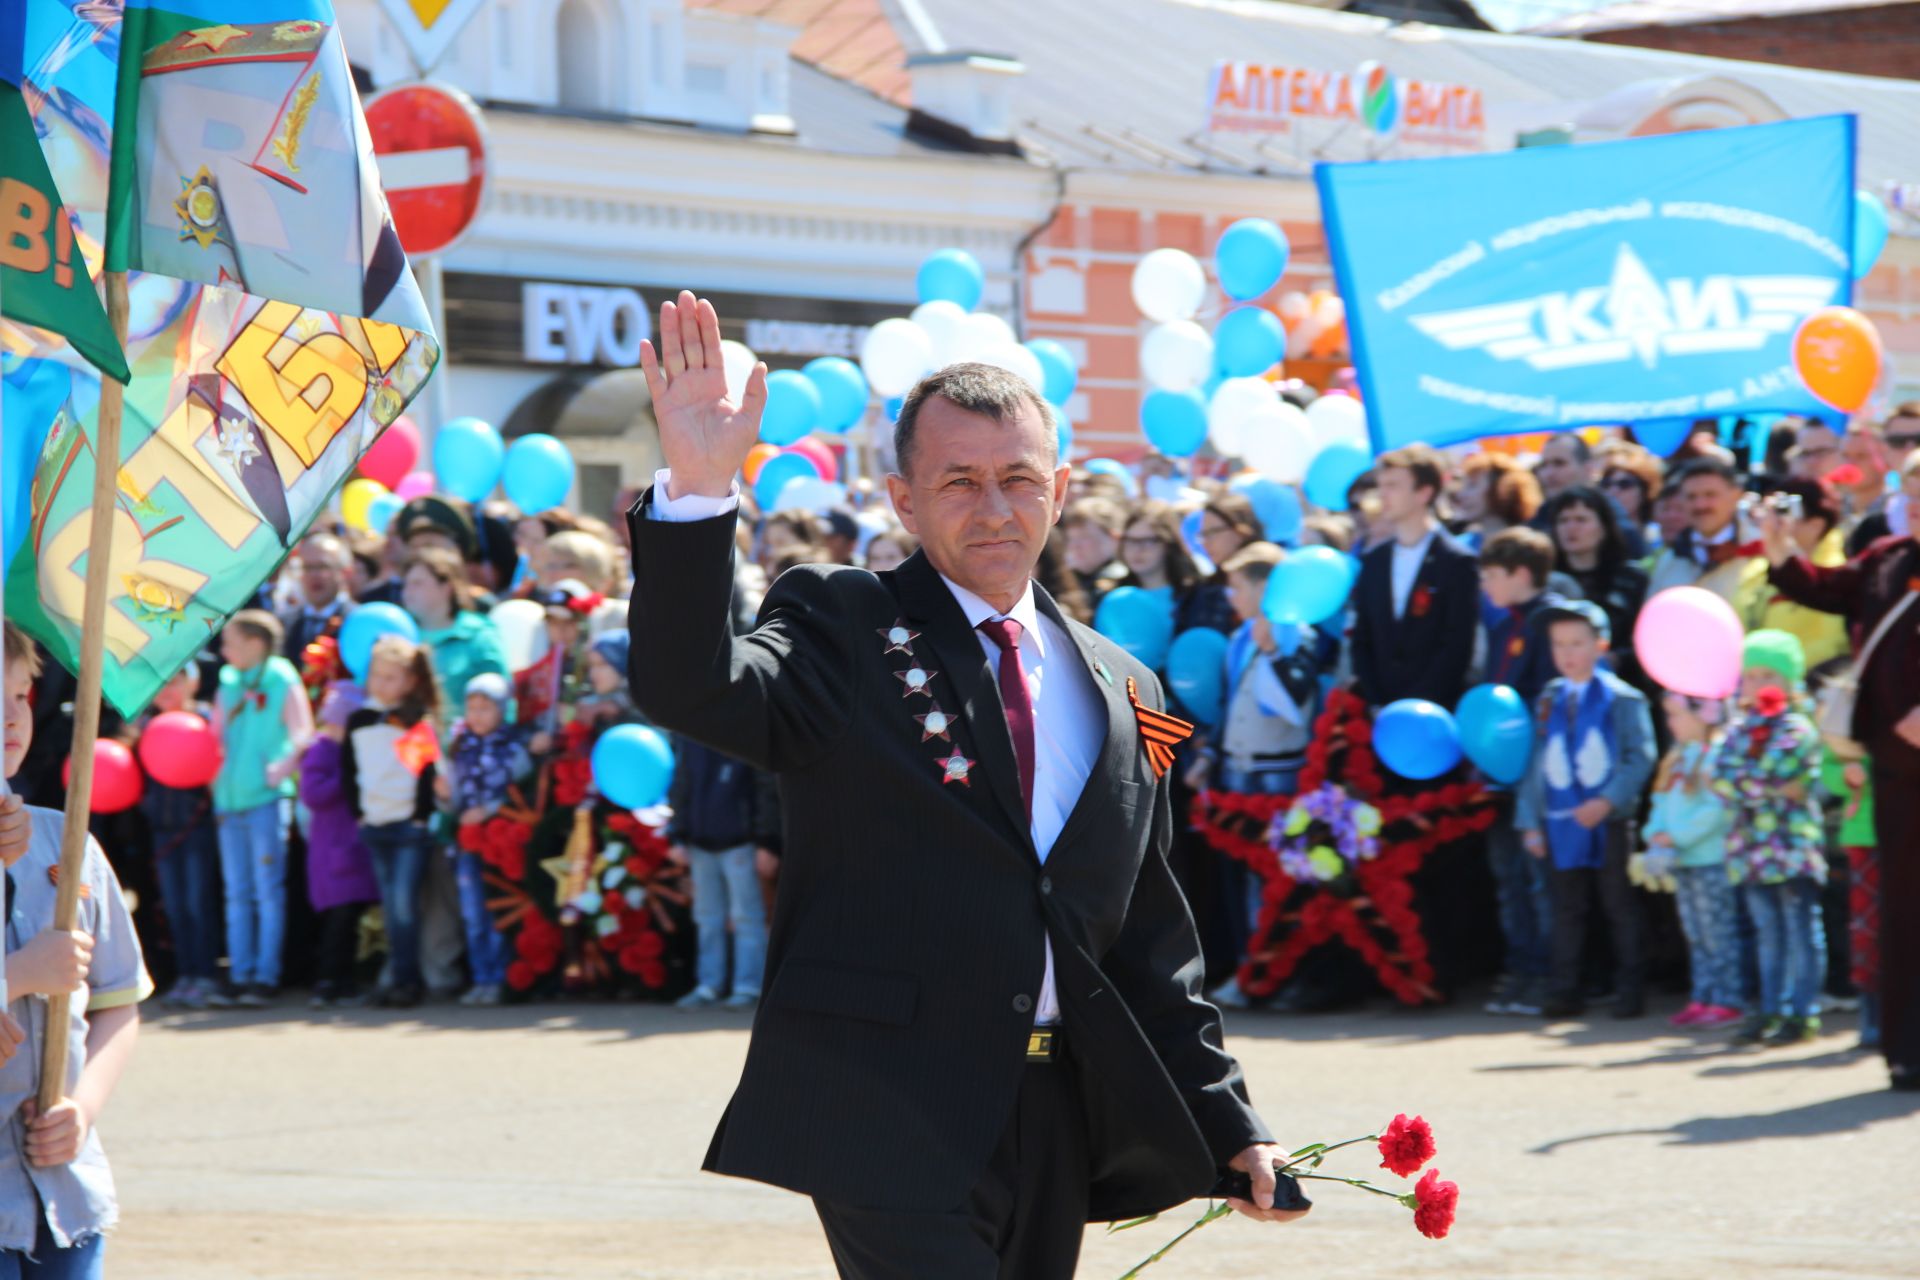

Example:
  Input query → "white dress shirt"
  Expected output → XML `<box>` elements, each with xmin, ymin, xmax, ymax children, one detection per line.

<box><xmin>649</xmin><ymin>469</ymin><xmax>1106</xmax><ymax>1026</ymax></box>
<box><xmin>1390</xmin><ymin>528</ymin><xmax>1437</xmax><ymax>619</ymax></box>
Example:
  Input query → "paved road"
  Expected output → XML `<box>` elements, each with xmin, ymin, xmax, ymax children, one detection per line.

<box><xmin>104</xmin><ymin>995</ymin><xmax>1916</xmax><ymax>1279</ymax></box>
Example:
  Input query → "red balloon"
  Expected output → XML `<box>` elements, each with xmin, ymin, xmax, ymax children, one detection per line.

<box><xmin>62</xmin><ymin>740</ymin><xmax>145</xmax><ymax>814</ymax></box>
<box><xmin>357</xmin><ymin>416</ymin><xmax>422</xmax><ymax>490</ymax></box>
<box><xmin>137</xmin><ymin>711</ymin><xmax>224</xmax><ymax>790</ymax></box>
<box><xmin>785</xmin><ymin>437</ymin><xmax>838</xmax><ymax>483</ymax></box>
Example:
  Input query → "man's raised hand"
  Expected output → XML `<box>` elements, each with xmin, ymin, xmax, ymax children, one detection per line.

<box><xmin>639</xmin><ymin>291</ymin><xmax>767</xmax><ymax>501</ymax></box>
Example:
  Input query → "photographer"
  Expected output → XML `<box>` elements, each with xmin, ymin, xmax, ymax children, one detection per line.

<box><xmin>1755</xmin><ymin>477</ymin><xmax>1850</xmax><ymax>672</ymax></box>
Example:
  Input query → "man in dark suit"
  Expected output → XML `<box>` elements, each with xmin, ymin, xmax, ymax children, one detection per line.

<box><xmin>626</xmin><ymin>292</ymin><xmax>1303</xmax><ymax>1278</ymax></box>
<box><xmin>1350</xmin><ymin>443</ymin><xmax>1481</xmax><ymax>711</ymax></box>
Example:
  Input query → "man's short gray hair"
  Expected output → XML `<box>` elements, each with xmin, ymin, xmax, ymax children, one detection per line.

<box><xmin>893</xmin><ymin>363</ymin><xmax>1056</xmax><ymax>478</ymax></box>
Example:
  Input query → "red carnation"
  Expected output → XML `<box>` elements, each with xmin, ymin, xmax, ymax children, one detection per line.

<box><xmin>1754</xmin><ymin>685</ymin><xmax>1788</xmax><ymax>717</ymax></box>
<box><xmin>1410</xmin><ymin>1168</ymin><xmax>1459</xmax><ymax>1240</ymax></box>
<box><xmin>1378</xmin><ymin>1114</ymin><xmax>1436</xmax><ymax>1178</ymax></box>
<box><xmin>506</xmin><ymin>961</ymin><xmax>536</xmax><ymax>991</ymax></box>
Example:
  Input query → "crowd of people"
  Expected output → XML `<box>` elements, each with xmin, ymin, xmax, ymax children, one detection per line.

<box><xmin>7</xmin><ymin>396</ymin><xmax>1918</xmax><ymax>1092</ymax></box>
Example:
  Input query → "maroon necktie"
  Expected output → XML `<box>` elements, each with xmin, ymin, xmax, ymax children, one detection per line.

<box><xmin>977</xmin><ymin>618</ymin><xmax>1035</xmax><ymax>821</ymax></box>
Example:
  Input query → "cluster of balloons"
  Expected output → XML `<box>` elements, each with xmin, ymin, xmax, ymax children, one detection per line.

<box><xmin>856</xmin><ymin>248</ymin><xmax>1081</xmax><ymax>464</ymax></box>
<box><xmin>342</xmin><ymin>416</ymin><xmax>423</xmax><ymax>532</ymax></box>
<box><xmin>1376</xmin><ymin>688</ymin><xmax>1533</xmax><ymax>784</ymax></box>
<box><xmin>592</xmin><ymin>724</ymin><xmax>675</xmax><ymax>811</ymax></box>
<box><xmin>1792</xmin><ymin>304</ymin><xmax>1883</xmax><ymax>415</ymax></box>
<box><xmin>761</xmin><ymin>356</ymin><xmax>872</xmax><ymax>445</ymax></box>
<box><xmin>1133</xmin><ymin>219</ymin><xmax>1295</xmax><ymax>425</ymax></box>
<box><xmin>747</xmin><ymin>438</ymin><xmax>844</xmax><ymax>514</ymax></box>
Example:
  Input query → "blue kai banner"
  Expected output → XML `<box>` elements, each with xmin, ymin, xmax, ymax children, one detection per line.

<box><xmin>1317</xmin><ymin>116</ymin><xmax>1856</xmax><ymax>453</ymax></box>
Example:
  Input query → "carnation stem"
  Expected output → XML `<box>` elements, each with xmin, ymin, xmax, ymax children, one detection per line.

<box><xmin>1117</xmin><ymin>1201</ymin><xmax>1235</xmax><ymax>1279</ymax></box>
<box><xmin>1278</xmin><ymin>1134</ymin><xmax>1378</xmax><ymax>1170</ymax></box>
<box><xmin>1291</xmin><ymin>1171</ymin><xmax>1410</xmax><ymax>1201</ymax></box>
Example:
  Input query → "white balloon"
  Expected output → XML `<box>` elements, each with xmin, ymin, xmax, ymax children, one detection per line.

<box><xmin>911</xmin><ymin>300</ymin><xmax>969</xmax><ymax>365</ymax></box>
<box><xmin>719</xmin><ymin>339</ymin><xmax>758</xmax><ymax>403</ymax></box>
<box><xmin>1239</xmin><ymin>402</ymin><xmax>1314</xmax><ymax>484</ymax></box>
<box><xmin>947</xmin><ymin>312</ymin><xmax>1016</xmax><ymax>366</ymax></box>
<box><xmin>975</xmin><ymin>341</ymin><xmax>1046</xmax><ymax>394</ymax></box>
<box><xmin>1276</xmin><ymin>291</ymin><xmax>1311</xmax><ymax>326</ymax></box>
<box><xmin>1131</xmin><ymin>248</ymin><xmax>1207</xmax><ymax>323</ymax></box>
<box><xmin>489</xmin><ymin>599</ymin><xmax>551</xmax><ymax>674</ymax></box>
<box><xmin>1139</xmin><ymin>320</ymin><xmax>1214</xmax><ymax>392</ymax></box>
<box><xmin>773</xmin><ymin>476</ymin><xmax>849</xmax><ymax>515</ymax></box>
<box><xmin>1207</xmin><ymin>377</ymin><xmax>1281</xmax><ymax>457</ymax></box>
<box><xmin>860</xmin><ymin>318</ymin><xmax>934</xmax><ymax>397</ymax></box>
<box><xmin>1305</xmin><ymin>393</ymin><xmax>1369</xmax><ymax>451</ymax></box>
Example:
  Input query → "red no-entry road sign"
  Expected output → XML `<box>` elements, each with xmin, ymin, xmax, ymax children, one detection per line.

<box><xmin>365</xmin><ymin>81</ymin><xmax>489</xmax><ymax>258</ymax></box>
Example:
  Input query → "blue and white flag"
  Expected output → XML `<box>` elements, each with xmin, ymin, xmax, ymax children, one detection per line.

<box><xmin>1317</xmin><ymin>116</ymin><xmax>1856</xmax><ymax>452</ymax></box>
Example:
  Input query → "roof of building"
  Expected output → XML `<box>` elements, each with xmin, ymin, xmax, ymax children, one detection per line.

<box><xmin>862</xmin><ymin>0</ymin><xmax>1919</xmax><ymax>190</ymax></box>
<box><xmin>1525</xmin><ymin>0</ymin><xmax>1906</xmax><ymax>35</ymax></box>
<box><xmin>689</xmin><ymin>0</ymin><xmax>916</xmax><ymax>102</ymax></box>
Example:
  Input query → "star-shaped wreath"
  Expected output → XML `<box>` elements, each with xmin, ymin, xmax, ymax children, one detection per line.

<box><xmin>1195</xmin><ymin>689</ymin><xmax>1495</xmax><ymax>1006</ymax></box>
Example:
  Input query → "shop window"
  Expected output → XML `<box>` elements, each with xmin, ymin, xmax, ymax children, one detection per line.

<box><xmin>557</xmin><ymin>0</ymin><xmax>606</xmax><ymax>111</ymax></box>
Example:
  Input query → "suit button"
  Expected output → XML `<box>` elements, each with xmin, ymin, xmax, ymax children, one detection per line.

<box><xmin>1012</xmin><ymin>994</ymin><xmax>1033</xmax><ymax>1014</ymax></box>
<box><xmin>1039</xmin><ymin>876</ymin><xmax>1053</xmax><ymax>895</ymax></box>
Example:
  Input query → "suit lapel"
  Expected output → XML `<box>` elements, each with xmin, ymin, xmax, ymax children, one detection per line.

<box><xmin>893</xmin><ymin>552</ymin><xmax>1034</xmax><ymax>853</ymax></box>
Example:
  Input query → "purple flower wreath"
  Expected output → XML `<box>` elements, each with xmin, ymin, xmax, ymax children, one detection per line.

<box><xmin>1268</xmin><ymin>783</ymin><xmax>1383</xmax><ymax>886</ymax></box>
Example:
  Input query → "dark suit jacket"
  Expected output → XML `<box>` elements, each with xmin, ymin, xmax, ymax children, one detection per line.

<box><xmin>626</xmin><ymin>499</ymin><xmax>1272</xmax><ymax>1221</ymax></box>
<box><xmin>1350</xmin><ymin>529</ymin><xmax>1480</xmax><ymax>710</ymax></box>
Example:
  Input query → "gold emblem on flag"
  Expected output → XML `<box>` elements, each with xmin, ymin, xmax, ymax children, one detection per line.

<box><xmin>271</xmin><ymin>76</ymin><xmax>321</xmax><ymax>173</ymax></box>
<box><xmin>174</xmin><ymin>167</ymin><xmax>225</xmax><ymax>250</ymax></box>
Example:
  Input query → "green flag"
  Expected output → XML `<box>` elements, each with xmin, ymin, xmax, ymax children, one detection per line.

<box><xmin>0</xmin><ymin>83</ymin><xmax>130</xmax><ymax>383</ymax></box>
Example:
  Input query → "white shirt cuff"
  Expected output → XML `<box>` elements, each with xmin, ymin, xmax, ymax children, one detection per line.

<box><xmin>647</xmin><ymin>468</ymin><xmax>740</xmax><ymax>523</ymax></box>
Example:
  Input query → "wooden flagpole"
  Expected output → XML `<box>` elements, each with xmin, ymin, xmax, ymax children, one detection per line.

<box><xmin>38</xmin><ymin>270</ymin><xmax>129</xmax><ymax>1112</ymax></box>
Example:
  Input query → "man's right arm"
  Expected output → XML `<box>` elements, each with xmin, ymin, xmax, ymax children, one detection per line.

<box><xmin>625</xmin><ymin>291</ymin><xmax>853</xmax><ymax>773</ymax></box>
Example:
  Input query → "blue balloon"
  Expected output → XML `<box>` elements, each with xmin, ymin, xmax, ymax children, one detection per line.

<box><xmin>1304</xmin><ymin>440</ymin><xmax>1372</xmax><ymax>512</ymax></box>
<box><xmin>1083</xmin><ymin>457</ymin><xmax>1137</xmax><ymax>496</ymax></box>
<box><xmin>339</xmin><ymin>602</ymin><xmax>419</xmax><ymax>679</ymax></box>
<box><xmin>366</xmin><ymin>492</ymin><xmax>404</xmax><ymax>534</ymax></box>
<box><xmin>1181</xmin><ymin>508</ymin><xmax>1211</xmax><ymax>566</ymax></box>
<box><xmin>432</xmin><ymin>416</ymin><xmax>505</xmax><ymax>503</ymax></box>
<box><xmin>1215</xmin><ymin>218</ymin><xmax>1291</xmax><ymax>302</ymax></box>
<box><xmin>592</xmin><ymin>724</ymin><xmax>676</xmax><ymax>811</ymax></box>
<box><xmin>1141</xmin><ymin>388</ymin><xmax>1208</xmax><ymax>458</ymax></box>
<box><xmin>883</xmin><ymin>395</ymin><xmax>905</xmax><ymax>422</ymax></box>
<box><xmin>1214</xmin><ymin>306</ymin><xmax>1285</xmax><ymax>378</ymax></box>
<box><xmin>802</xmin><ymin>357</ymin><xmax>868</xmax><ymax>432</ymax></box>
<box><xmin>1238</xmin><ymin>478</ymin><xmax>1302</xmax><ymax>544</ymax></box>
<box><xmin>1854</xmin><ymin>189</ymin><xmax>1889</xmax><ymax>279</ymax></box>
<box><xmin>1094</xmin><ymin>587</ymin><xmax>1175</xmax><ymax>671</ymax></box>
<box><xmin>1262</xmin><ymin>545</ymin><xmax>1352</xmax><ymax>626</ymax></box>
<box><xmin>761</xmin><ymin>369</ymin><xmax>822</xmax><ymax>446</ymax></box>
<box><xmin>1056</xmin><ymin>412</ymin><xmax>1074</xmax><ymax>462</ymax></box>
<box><xmin>1633</xmin><ymin>418</ymin><xmax>1694</xmax><ymax>458</ymax></box>
<box><xmin>754</xmin><ymin>452</ymin><xmax>821</xmax><ymax>511</ymax></box>
<box><xmin>502</xmin><ymin>433</ymin><xmax>575</xmax><ymax>514</ymax></box>
<box><xmin>1456</xmin><ymin>684</ymin><xmax>1532</xmax><ymax>785</ymax></box>
<box><xmin>1026</xmin><ymin>339</ymin><xmax>1078</xmax><ymax>405</ymax></box>
<box><xmin>1167</xmin><ymin>628</ymin><xmax>1230</xmax><ymax>727</ymax></box>
<box><xmin>1374</xmin><ymin>699</ymin><xmax>1463</xmax><ymax>781</ymax></box>
<box><xmin>917</xmin><ymin>248</ymin><xmax>985</xmax><ymax>310</ymax></box>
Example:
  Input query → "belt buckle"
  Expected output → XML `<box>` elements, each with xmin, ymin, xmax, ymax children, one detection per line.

<box><xmin>1025</xmin><ymin>1029</ymin><xmax>1057</xmax><ymax>1062</ymax></box>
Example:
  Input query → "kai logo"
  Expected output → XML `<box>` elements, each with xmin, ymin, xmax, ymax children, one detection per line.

<box><xmin>1409</xmin><ymin>244</ymin><xmax>1839</xmax><ymax>372</ymax></box>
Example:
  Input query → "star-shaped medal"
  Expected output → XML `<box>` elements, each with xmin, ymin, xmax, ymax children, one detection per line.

<box><xmin>895</xmin><ymin>666</ymin><xmax>937</xmax><ymax>699</ymax></box>
<box><xmin>935</xmin><ymin>750</ymin><xmax>975</xmax><ymax>787</ymax></box>
<box><xmin>216</xmin><ymin>423</ymin><xmax>261</xmax><ymax>468</ymax></box>
<box><xmin>914</xmin><ymin>704</ymin><xmax>954</xmax><ymax>743</ymax></box>
<box><xmin>878</xmin><ymin>621</ymin><xmax>920</xmax><ymax>656</ymax></box>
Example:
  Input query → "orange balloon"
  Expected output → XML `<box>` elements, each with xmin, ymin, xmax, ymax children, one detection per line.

<box><xmin>1793</xmin><ymin>306</ymin><xmax>1882</xmax><ymax>413</ymax></box>
<box><xmin>743</xmin><ymin>443</ymin><xmax>780</xmax><ymax>484</ymax></box>
<box><xmin>1309</xmin><ymin>319</ymin><xmax>1347</xmax><ymax>359</ymax></box>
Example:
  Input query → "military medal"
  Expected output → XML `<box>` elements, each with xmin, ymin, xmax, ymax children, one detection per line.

<box><xmin>878</xmin><ymin>621</ymin><xmax>920</xmax><ymax>656</ymax></box>
<box><xmin>1128</xmin><ymin>676</ymin><xmax>1195</xmax><ymax>780</ymax></box>
<box><xmin>935</xmin><ymin>750</ymin><xmax>975</xmax><ymax>787</ymax></box>
<box><xmin>914</xmin><ymin>705</ymin><xmax>954</xmax><ymax>743</ymax></box>
<box><xmin>896</xmin><ymin>666</ymin><xmax>937</xmax><ymax>699</ymax></box>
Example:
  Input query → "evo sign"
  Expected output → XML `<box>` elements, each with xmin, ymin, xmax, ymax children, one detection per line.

<box><xmin>522</xmin><ymin>282</ymin><xmax>651</xmax><ymax>367</ymax></box>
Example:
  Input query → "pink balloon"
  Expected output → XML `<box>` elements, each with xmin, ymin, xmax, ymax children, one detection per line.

<box><xmin>357</xmin><ymin>416</ymin><xmax>421</xmax><ymax>489</ymax></box>
<box><xmin>784</xmin><ymin>437</ymin><xmax>838</xmax><ymax>483</ymax></box>
<box><xmin>1634</xmin><ymin>587</ymin><xmax>1744</xmax><ymax>698</ymax></box>
<box><xmin>395</xmin><ymin>470</ymin><xmax>437</xmax><ymax>500</ymax></box>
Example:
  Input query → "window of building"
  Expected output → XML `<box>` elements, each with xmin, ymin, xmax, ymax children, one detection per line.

<box><xmin>557</xmin><ymin>0</ymin><xmax>605</xmax><ymax>111</ymax></box>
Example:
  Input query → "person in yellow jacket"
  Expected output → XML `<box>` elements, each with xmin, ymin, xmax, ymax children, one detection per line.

<box><xmin>1757</xmin><ymin>478</ymin><xmax>1851</xmax><ymax>671</ymax></box>
<box><xmin>1646</xmin><ymin>459</ymin><xmax>1771</xmax><ymax>631</ymax></box>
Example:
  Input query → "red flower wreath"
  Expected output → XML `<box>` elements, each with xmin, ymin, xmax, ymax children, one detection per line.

<box><xmin>1194</xmin><ymin>689</ymin><xmax>1495</xmax><ymax>1005</ymax></box>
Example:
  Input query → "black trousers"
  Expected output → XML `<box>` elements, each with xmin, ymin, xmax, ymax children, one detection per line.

<box><xmin>314</xmin><ymin>903</ymin><xmax>364</xmax><ymax>994</ymax></box>
<box><xmin>1871</xmin><ymin>750</ymin><xmax>1920</xmax><ymax>1078</ymax></box>
<box><xmin>814</xmin><ymin>1055</ymin><xmax>1090</xmax><ymax>1280</ymax></box>
<box><xmin>1547</xmin><ymin>821</ymin><xmax>1643</xmax><ymax>1005</ymax></box>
